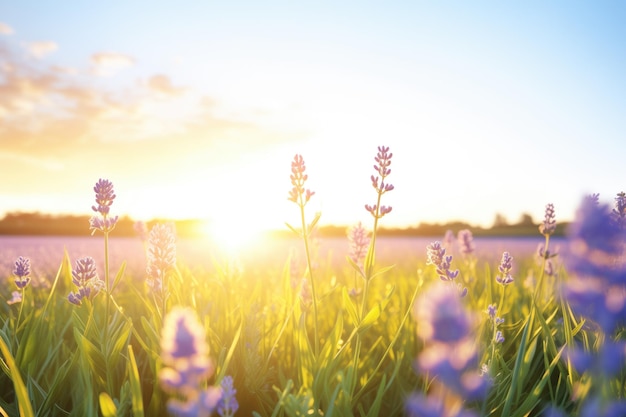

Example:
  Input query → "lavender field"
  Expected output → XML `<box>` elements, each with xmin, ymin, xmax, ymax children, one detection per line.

<box><xmin>0</xmin><ymin>147</ymin><xmax>624</xmax><ymax>417</ymax></box>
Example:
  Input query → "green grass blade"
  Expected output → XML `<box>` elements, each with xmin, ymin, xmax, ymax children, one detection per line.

<box><xmin>0</xmin><ymin>337</ymin><xmax>34</xmax><ymax>417</ymax></box>
<box><xmin>127</xmin><ymin>345</ymin><xmax>144</xmax><ymax>417</ymax></box>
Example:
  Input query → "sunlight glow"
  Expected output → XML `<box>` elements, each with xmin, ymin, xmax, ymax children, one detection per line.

<box><xmin>197</xmin><ymin>218</ymin><xmax>264</xmax><ymax>256</ymax></box>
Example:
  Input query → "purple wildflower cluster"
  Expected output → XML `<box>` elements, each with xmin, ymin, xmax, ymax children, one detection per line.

<box><xmin>495</xmin><ymin>252</ymin><xmax>514</xmax><ymax>286</ymax></box>
<box><xmin>288</xmin><ymin>154</ymin><xmax>315</xmax><ymax>206</ymax></box>
<box><xmin>216</xmin><ymin>375</ymin><xmax>239</xmax><ymax>417</ymax></box>
<box><xmin>13</xmin><ymin>256</ymin><xmax>31</xmax><ymax>289</ymax></box>
<box><xmin>7</xmin><ymin>256</ymin><xmax>32</xmax><ymax>305</ymax></box>
<box><xmin>159</xmin><ymin>307</ymin><xmax>223</xmax><ymax>417</ymax></box>
<box><xmin>487</xmin><ymin>304</ymin><xmax>505</xmax><ymax>345</ymax></box>
<box><xmin>426</xmin><ymin>241</ymin><xmax>466</xmax><ymax>296</ymax></box>
<box><xmin>365</xmin><ymin>146</ymin><xmax>394</xmax><ymax>218</ymax></box>
<box><xmin>89</xmin><ymin>178</ymin><xmax>119</xmax><ymax>234</ymax></box>
<box><xmin>68</xmin><ymin>257</ymin><xmax>104</xmax><ymax>306</ymax></box>
<box><xmin>561</xmin><ymin>196</ymin><xmax>626</xmax><ymax>413</ymax></box>
<box><xmin>539</xmin><ymin>203</ymin><xmax>557</xmax><ymax>236</ymax></box>
<box><xmin>408</xmin><ymin>283</ymin><xmax>490</xmax><ymax>417</ymax></box>
<box><xmin>457</xmin><ymin>229</ymin><xmax>475</xmax><ymax>257</ymax></box>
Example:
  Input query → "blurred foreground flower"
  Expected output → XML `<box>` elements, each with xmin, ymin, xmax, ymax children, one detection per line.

<box><xmin>409</xmin><ymin>282</ymin><xmax>489</xmax><ymax>416</ymax></box>
<box><xmin>160</xmin><ymin>306</ymin><xmax>221</xmax><ymax>417</ymax></box>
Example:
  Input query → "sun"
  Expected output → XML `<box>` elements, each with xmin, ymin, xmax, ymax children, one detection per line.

<box><xmin>196</xmin><ymin>217</ymin><xmax>267</xmax><ymax>256</ymax></box>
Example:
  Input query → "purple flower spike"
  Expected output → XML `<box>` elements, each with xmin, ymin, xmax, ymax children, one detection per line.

<box><xmin>160</xmin><ymin>307</ymin><xmax>221</xmax><ymax>415</ymax></box>
<box><xmin>288</xmin><ymin>154</ymin><xmax>315</xmax><ymax>206</ymax></box>
<box><xmin>496</xmin><ymin>252</ymin><xmax>514</xmax><ymax>286</ymax></box>
<box><xmin>613</xmin><ymin>191</ymin><xmax>626</xmax><ymax>230</ymax></box>
<box><xmin>366</xmin><ymin>146</ymin><xmax>394</xmax><ymax>219</ymax></box>
<box><xmin>92</xmin><ymin>178</ymin><xmax>116</xmax><ymax>215</ymax></box>
<box><xmin>13</xmin><ymin>256</ymin><xmax>31</xmax><ymax>289</ymax></box>
<box><xmin>217</xmin><ymin>375</ymin><xmax>239</xmax><ymax>417</ymax></box>
<box><xmin>68</xmin><ymin>256</ymin><xmax>103</xmax><ymax>306</ymax></box>
<box><xmin>413</xmin><ymin>283</ymin><xmax>471</xmax><ymax>344</ymax></box>
<box><xmin>89</xmin><ymin>178</ymin><xmax>118</xmax><ymax>234</ymax></box>
<box><xmin>539</xmin><ymin>203</ymin><xmax>557</xmax><ymax>236</ymax></box>
<box><xmin>426</xmin><ymin>241</ymin><xmax>461</xmax><ymax>283</ymax></box>
<box><xmin>457</xmin><ymin>229</ymin><xmax>475</xmax><ymax>256</ymax></box>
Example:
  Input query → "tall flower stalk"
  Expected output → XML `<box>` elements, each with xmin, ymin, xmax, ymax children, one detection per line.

<box><xmin>89</xmin><ymin>179</ymin><xmax>118</xmax><ymax>323</ymax></box>
<box><xmin>11</xmin><ymin>256</ymin><xmax>31</xmax><ymax>337</ymax></box>
<box><xmin>362</xmin><ymin>145</ymin><xmax>394</xmax><ymax>314</ymax></box>
<box><xmin>287</xmin><ymin>154</ymin><xmax>319</xmax><ymax>356</ymax></box>
<box><xmin>147</xmin><ymin>223</ymin><xmax>177</xmax><ymax>317</ymax></box>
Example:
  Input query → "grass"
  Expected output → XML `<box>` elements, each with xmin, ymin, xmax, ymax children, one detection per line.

<box><xmin>0</xmin><ymin>149</ymin><xmax>624</xmax><ymax>417</ymax></box>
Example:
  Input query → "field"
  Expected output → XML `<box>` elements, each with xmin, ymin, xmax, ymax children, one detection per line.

<box><xmin>0</xmin><ymin>149</ymin><xmax>625</xmax><ymax>417</ymax></box>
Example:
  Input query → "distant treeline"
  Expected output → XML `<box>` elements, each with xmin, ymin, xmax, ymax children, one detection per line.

<box><xmin>0</xmin><ymin>212</ymin><xmax>568</xmax><ymax>238</ymax></box>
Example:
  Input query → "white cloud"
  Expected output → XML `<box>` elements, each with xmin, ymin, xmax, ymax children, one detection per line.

<box><xmin>24</xmin><ymin>41</ymin><xmax>58</xmax><ymax>58</ymax></box>
<box><xmin>90</xmin><ymin>52</ymin><xmax>134</xmax><ymax>76</ymax></box>
<box><xmin>0</xmin><ymin>22</ymin><xmax>14</xmax><ymax>35</ymax></box>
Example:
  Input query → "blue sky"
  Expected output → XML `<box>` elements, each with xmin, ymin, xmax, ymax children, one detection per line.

<box><xmin>1</xmin><ymin>1</ymin><xmax>625</xmax><ymax>234</ymax></box>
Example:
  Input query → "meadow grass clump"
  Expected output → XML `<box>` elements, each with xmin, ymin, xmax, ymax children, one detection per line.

<box><xmin>0</xmin><ymin>153</ymin><xmax>625</xmax><ymax>417</ymax></box>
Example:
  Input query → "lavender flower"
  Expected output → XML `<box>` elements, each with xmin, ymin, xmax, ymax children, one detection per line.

<box><xmin>134</xmin><ymin>220</ymin><xmax>149</xmax><ymax>242</ymax></box>
<box><xmin>457</xmin><ymin>229</ymin><xmax>475</xmax><ymax>257</ymax></box>
<box><xmin>288</xmin><ymin>154</ymin><xmax>315</xmax><ymax>206</ymax></box>
<box><xmin>159</xmin><ymin>307</ymin><xmax>221</xmax><ymax>416</ymax></box>
<box><xmin>13</xmin><ymin>256</ymin><xmax>31</xmax><ymax>289</ymax></box>
<box><xmin>147</xmin><ymin>223</ymin><xmax>177</xmax><ymax>294</ymax></box>
<box><xmin>539</xmin><ymin>203</ymin><xmax>557</xmax><ymax>236</ymax></box>
<box><xmin>426</xmin><ymin>241</ymin><xmax>460</xmax><ymax>282</ymax></box>
<box><xmin>496</xmin><ymin>252</ymin><xmax>514</xmax><ymax>286</ymax></box>
<box><xmin>565</xmin><ymin>198</ymin><xmax>626</xmax><ymax>286</ymax></box>
<box><xmin>89</xmin><ymin>178</ymin><xmax>118</xmax><ymax>234</ymax></box>
<box><xmin>365</xmin><ymin>146</ymin><xmax>394</xmax><ymax>218</ymax></box>
<box><xmin>412</xmin><ymin>283</ymin><xmax>490</xmax><ymax>402</ymax></box>
<box><xmin>67</xmin><ymin>257</ymin><xmax>104</xmax><ymax>306</ymax></box>
<box><xmin>442</xmin><ymin>229</ymin><xmax>455</xmax><ymax>251</ymax></box>
<box><xmin>217</xmin><ymin>375</ymin><xmax>239</xmax><ymax>417</ymax></box>
<box><xmin>347</xmin><ymin>221</ymin><xmax>370</xmax><ymax>267</ymax></box>
<box><xmin>414</xmin><ymin>283</ymin><xmax>471</xmax><ymax>344</ymax></box>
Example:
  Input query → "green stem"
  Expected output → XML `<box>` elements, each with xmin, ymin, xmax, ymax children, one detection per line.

<box><xmin>299</xmin><ymin>199</ymin><xmax>319</xmax><ymax>358</ymax></box>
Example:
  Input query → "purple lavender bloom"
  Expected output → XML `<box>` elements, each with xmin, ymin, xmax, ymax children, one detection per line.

<box><xmin>495</xmin><ymin>330</ymin><xmax>505</xmax><ymax>344</ymax></box>
<box><xmin>13</xmin><ymin>256</ymin><xmax>31</xmax><ymax>289</ymax></box>
<box><xmin>92</xmin><ymin>178</ymin><xmax>116</xmax><ymax>215</ymax></box>
<box><xmin>496</xmin><ymin>252</ymin><xmax>514</xmax><ymax>286</ymax></box>
<box><xmin>562</xmin><ymin>277</ymin><xmax>626</xmax><ymax>334</ymax></box>
<box><xmin>413</xmin><ymin>283</ymin><xmax>471</xmax><ymax>344</ymax></box>
<box><xmin>539</xmin><ymin>203</ymin><xmax>557</xmax><ymax>236</ymax></box>
<box><xmin>217</xmin><ymin>375</ymin><xmax>239</xmax><ymax>417</ymax></box>
<box><xmin>406</xmin><ymin>393</ymin><xmax>479</xmax><ymax>417</ymax></box>
<box><xmin>288</xmin><ymin>154</ymin><xmax>315</xmax><ymax>205</ymax></box>
<box><xmin>67</xmin><ymin>257</ymin><xmax>104</xmax><ymax>306</ymax></box>
<box><xmin>565</xmin><ymin>198</ymin><xmax>626</xmax><ymax>286</ymax></box>
<box><xmin>160</xmin><ymin>307</ymin><xmax>221</xmax><ymax>414</ymax></box>
<box><xmin>365</xmin><ymin>146</ymin><xmax>394</xmax><ymax>219</ymax></box>
<box><xmin>412</xmin><ymin>283</ymin><xmax>490</xmax><ymax>401</ymax></box>
<box><xmin>426</xmin><ymin>241</ymin><xmax>460</xmax><ymax>282</ymax></box>
<box><xmin>89</xmin><ymin>178</ymin><xmax>118</xmax><ymax>234</ymax></box>
<box><xmin>457</xmin><ymin>229</ymin><xmax>475</xmax><ymax>256</ymax></box>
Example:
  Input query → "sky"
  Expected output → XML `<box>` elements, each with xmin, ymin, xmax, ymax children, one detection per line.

<box><xmin>1</xmin><ymin>1</ymin><xmax>625</xmax><ymax>235</ymax></box>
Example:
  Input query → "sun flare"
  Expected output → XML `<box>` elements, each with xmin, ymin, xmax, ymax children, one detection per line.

<box><xmin>197</xmin><ymin>217</ymin><xmax>265</xmax><ymax>255</ymax></box>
